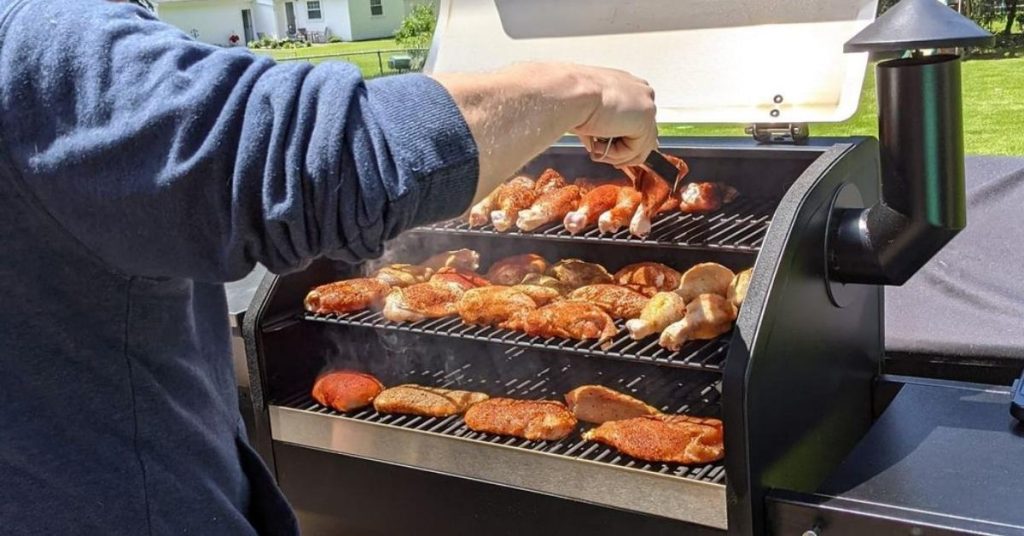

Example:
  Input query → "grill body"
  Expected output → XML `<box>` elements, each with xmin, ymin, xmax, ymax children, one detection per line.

<box><xmin>243</xmin><ymin>137</ymin><xmax>883</xmax><ymax>535</ymax></box>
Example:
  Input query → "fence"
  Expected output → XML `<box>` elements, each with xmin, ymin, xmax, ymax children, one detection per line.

<box><xmin>272</xmin><ymin>48</ymin><xmax>430</xmax><ymax>79</ymax></box>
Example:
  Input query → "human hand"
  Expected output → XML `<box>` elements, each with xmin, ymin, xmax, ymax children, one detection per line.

<box><xmin>569</xmin><ymin>65</ymin><xmax>658</xmax><ymax>167</ymax></box>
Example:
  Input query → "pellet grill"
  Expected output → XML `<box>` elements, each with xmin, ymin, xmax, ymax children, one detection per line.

<box><xmin>242</xmin><ymin>1</ymin><xmax>1024</xmax><ymax>534</ymax></box>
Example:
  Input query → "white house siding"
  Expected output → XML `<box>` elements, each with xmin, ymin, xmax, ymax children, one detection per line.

<box><xmin>253</xmin><ymin>0</ymin><xmax>277</xmax><ymax>39</ymax></box>
<box><xmin>156</xmin><ymin>0</ymin><xmax>275</xmax><ymax>46</ymax></box>
<box><xmin>346</xmin><ymin>0</ymin><xmax>404</xmax><ymax>41</ymax></box>
<box><xmin>276</xmin><ymin>0</ymin><xmax>352</xmax><ymax>40</ymax></box>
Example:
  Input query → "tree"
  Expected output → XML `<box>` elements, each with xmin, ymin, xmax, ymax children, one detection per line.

<box><xmin>395</xmin><ymin>4</ymin><xmax>437</xmax><ymax>51</ymax></box>
<box><xmin>1004</xmin><ymin>0</ymin><xmax>1019</xmax><ymax>36</ymax></box>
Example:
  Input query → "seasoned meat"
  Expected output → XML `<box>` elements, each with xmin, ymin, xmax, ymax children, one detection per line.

<box><xmin>457</xmin><ymin>286</ymin><xmax>538</xmax><ymax>327</ymax></box>
<box><xmin>728</xmin><ymin>268</ymin><xmax>753</xmax><ymax>312</ymax></box>
<box><xmin>304</xmin><ymin>278</ymin><xmax>391</xmax><ymax>314</ymax></box>
<box><xmin>429</xmin><ymin>267</ymin><xmax>490</xmax><ymax>292</ymax></box>
<box><xmin>659</xmin><ymin>294</ymin><xmax>735</xmax><ymax>351</ymax></box>
<box><xmin>582</xmin><ymin>414</ymin><xmax>724</xmax><ymax>464</ymax></box>
<box><xmin>564</xmin><ymin>184</ymin><xmax>622</xmax><ymax>234</ymax></box>
<box><xmin>546</xmin><ymin>259</ymin><xmax>613</xmax><ymax>289</ymax></box>
<box><xmin>373</xmin><ymin>384</ymin><xmax>489</xmax><ymax>417</ymax></box>
<box><xmin>533</xmin><ymin>168</ymin><xmax>568</xmax><ymax>194</ymax></box>
<box><xmin>486</xmin><ymin>253</ymin><xmax>549</xmax><ymax>286</ymax></box>
<box><xmin>464</xmin><ymin>398</ymin><xmax>577</xmax><ymax>441</ymax></box>
<box><xmin>626</xmin><ymin>291</ymin><xmax>687</xmax><ymax>340</ymax></box>
<box><xmin>312</xmin><ymin>371</ymin><xmax>384</xmax><ymax>412</ymax></box>
<box><xmin>490</xmin><ymin>179</ymin><xmax>539</xmax><ymax>232</ymax></box>
<box><xmin>613</xmin><ymin>262</ymin><xmax>681</xmax><ymax>297</ymax></box>
<box><xmin>597</xmin><ymin>186</ymin><xmax>642</xmax><ymax>234</ymax></box>
<box><xmin>511</xmin><ymin>284</ymin><xmax>563</xmax><ymax>306</ymax></box>
<box><xmin>565</xmin><ymin>385</ymin><xmax>660</xmax><ymax>424</ymax></box>
<box><xmin>568</xmin><ymin>284</ymin><xmax>649</xmax><ymax>320</ymax></box>
<box><xmin>372</xmin><ymin>264</ymin><xmax>432</xmax><ymax>288</ymax></box>
<box><xmin>519</xmin><ymin>273</ymin><xmax>574</xmax><ymax>296</ymax></box>
<box><xmin>623</xmin><ymin>154</ymin><xmax>689</xmax><ymax>237</ymax></box>
<box><xmin>679</xmin><ymin>182</ymin><xmax>739</xmax><ymax>214</ymax></box>
<box><xmin>469</xmin><ymin>175</ymin><xmax>534</xmax><ymax>227</ymax></box>
<box><xmin>677</xmin><ymin>262</ymin><xmax>735</xmax><ymax>303</ymax></box>
<box><xmin>502</xmin><ymin>300</ymin><xmax>619</xmax><ymax>346</ymax></box>
<box><xmin>516</xmin><ymin>185</ymin><xmax>583</xmax><ymax>231</ymax></box>
<box><xmin>382</xmin><ymin>282</ymin><xmax>464</xmax><ymax>323</ymax></box>
<box><xmin>421</xmin><ymin>249</ymin><xmax>480</xmax><ymax>272</ymax></box>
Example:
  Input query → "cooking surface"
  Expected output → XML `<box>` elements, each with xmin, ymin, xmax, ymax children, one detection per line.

<box><xmin>819</xmin><ymin>380</ymin><xmax>1024</xmax><ymax>530</ymax></box>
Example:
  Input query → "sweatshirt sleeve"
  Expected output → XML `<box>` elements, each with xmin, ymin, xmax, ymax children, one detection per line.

<box><xmin>0</xmin><ymin>0</ymin><xmax>479</xmax><ymax>282</ymax></box>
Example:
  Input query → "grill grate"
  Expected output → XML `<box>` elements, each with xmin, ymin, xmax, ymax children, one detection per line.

<box><xmin>303</xmin><ymin>311</ymin><xmax>729</xmax><ymax>372</ymax></box>
<box><xmin>276</xmin><ymin>353</ymin><xmax>726</xmax><ymax>484</ymax></box>
<box><xmin>414</xmin><ymin>196</ymin><xmax>775</xmax><ymax>252</ymax></box>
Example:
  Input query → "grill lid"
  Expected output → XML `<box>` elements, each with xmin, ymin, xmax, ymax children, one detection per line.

<box><xmin>425</xmin><ymin>0</ymin><xmax>878</xmax><ymax>124</ymax></box>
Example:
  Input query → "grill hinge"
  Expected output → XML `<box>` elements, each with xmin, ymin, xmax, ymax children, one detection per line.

<box><xmin>745</xmin><ymin>123</ymin><xmax>809</xmax><ymax>144</ymax></box>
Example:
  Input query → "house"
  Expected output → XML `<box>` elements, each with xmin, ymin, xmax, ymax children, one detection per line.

<box><xmin>153</xmin><ymin>0</ymin><xmax>408</xmax><ymax>46</ymax></box>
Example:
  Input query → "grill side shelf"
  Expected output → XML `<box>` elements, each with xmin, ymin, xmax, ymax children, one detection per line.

<box><xmin>412</xmin><ymin>196</ymin><xmax>775</xmax><ymax>253</ymax></box>
<box><xmin>302</xmin><ymin>311</ymin><xmax>729</xmax><ymax>372</ymax></box>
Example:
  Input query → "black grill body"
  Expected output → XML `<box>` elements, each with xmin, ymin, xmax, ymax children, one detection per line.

<box><xmin>243</xmin><ymin>137</ymin><xmax>885</xmax><ymax>535</ymax></box>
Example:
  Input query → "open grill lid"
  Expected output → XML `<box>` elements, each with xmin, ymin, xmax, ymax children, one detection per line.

<box><xmin>425</xmin><ymin>0</ymin><xmax>878</xmax><ymax>124</ymax></box>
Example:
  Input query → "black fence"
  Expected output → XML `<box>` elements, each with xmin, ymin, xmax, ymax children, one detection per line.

<box><xmin>272</xmin><ymin>48</ymin><xmax>430</xmax><ymax>78</ymax></box>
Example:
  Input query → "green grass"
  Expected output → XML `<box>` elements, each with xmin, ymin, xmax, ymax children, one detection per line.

<box><xmin>660</xmin><ymin>56</ymin><xmax>1024</xmax><ymax>156</ymax></box>
<box><xmin>253</xmin><ymin>38</ymin><xmax>423</xmax><ymax>77</ymax></box>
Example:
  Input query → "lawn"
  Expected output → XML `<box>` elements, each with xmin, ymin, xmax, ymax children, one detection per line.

<box><xmin>662</xmin><ymin>56</ymin><xmax>1024</xmax><ymax>156</ymax></box>
<box><xmin>252</xmin><ymin>38</ymin><xmax>423</xmax><ymax>77</ymax></box>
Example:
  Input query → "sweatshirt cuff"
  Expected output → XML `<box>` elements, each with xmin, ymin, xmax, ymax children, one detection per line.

<box><xmin>366</xmin><ymin>74</ymin><xmax>479</xmax><ymax>228</ymax></box>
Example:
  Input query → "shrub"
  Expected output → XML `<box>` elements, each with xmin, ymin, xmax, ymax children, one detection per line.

<box><xmin>395</xmin><ymin>3</ymin><xmax>435</xmax><ymax>50</ymax></box>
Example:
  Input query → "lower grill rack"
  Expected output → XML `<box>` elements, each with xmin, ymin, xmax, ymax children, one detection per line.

<box><xmin>303</xmin><ymin>311</ymin><xmax>730</xmax><ymax>372</ymax></box>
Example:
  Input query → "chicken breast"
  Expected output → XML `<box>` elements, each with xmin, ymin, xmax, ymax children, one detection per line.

<box><xmin>567</xmin><ymin>284</ymin><xmax>649</xmax><ymax>320</ymax></box>
<box><xmin>564</xmin><ymin>385</ymin><xmax>660</xmax><ymax>424</ymax></box>
<box><xmin>486</xmin><ymin>253</ymin><xmax>549</xmax><ymax>286</ymax></box>
<box><xmin>382</xmin><ymin>282</ymin><xmax>464</xmax><ymax>323</ymax></box>
<box><xmin>511</xmin><ymin>284</ymin><xmax>563</xmax><ymax>306</ymax></box>
<box><xmin>677</xmin><ymin>262</ymin><xmax>735</xmax><ymax>303</ymax></box>
<box><xmin>464</xmin><ymin>398</ymin><xmax>577</xmax><ymax>441</ymax></box>
<box><xmin>421</xmin><ymin>249</ymin><xmax>481</xmax><ymax>272</ymax></box>
<box><xmin>728</xmin><ymin>268</ymin><xmax>753</xmax><ymax>312</ymax></box>
<box><xmin>304</xmin><ymin>278</ymin><xmax>392</xmax><ymax>314</ymax></box>
<box><xmin>613</xmin><ymin>262</ymin><xmax>682</xmax><ymax>297</ymax></box>
<box><xmin>457</xmin><ymin>286</ymin><xmax>538</xmax><ymax>327</ymax></box>
<box><xmin>373</xmin><ymin>384</ymin><xmax>489</xmax><ymax>417</ymax></box>
<box><xmin>546</xmin><ymin>259</ymin><xmax>613</xmax><ymax>289</ymax></box>
<box><xmin>501</xmin><ymin>300</ymin><xmax>619</xmax><ymax>346</ymax></box>
<box><xmin>519</xmin><ymin>273</ymin><xmax>574</xmax><ymax>296</ymax></box>
<box><xmin>582</xmin><ymin>414</ymin><xmax>724</xmax><ymax>464</ymax></box>
<box><xmin>372</xmin><ymin>264</ymin><xmax>432</xmax><ymax>288</ymax></box>
<box><xmin>311</xmin><ymin>371</ymin><xmax>384</xmax><ymax>412</ymax></box>
<box><xmin>429</xmin><ymin>267</ymin><xmax>490</xmax><ymax>292</ymax></box>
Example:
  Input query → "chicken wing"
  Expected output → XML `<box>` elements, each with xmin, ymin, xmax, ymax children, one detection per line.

<box><xmin>373</xmin><ymin>384</ymin><xmax>489</xmax><ymax>417</ymax></box>
<box><xmin>421</xmin><ymin>249</ymin><xmax>481</xmax><ymax>272</ymax></box>
<box><xmin>382</xmin><ymin>282</ymin><xmax>465</xmax><ymax>323</ymax></box>
<box><xmin>312</xmin><ymin>371</ymin><xmax>384</xmax><ymax>412</ymax></box>
<box><xmin>490</xmin><ymin>179</ymin><xmax>540</xmax><ymax>232</ymax></box>
<box><xmin>567</xmin><ymin>284</ymin><xmax>649</xmax><ymax>320</ymax></box>
<box><xmin>659</xmin><ymin>294</ymin><xmax>735</xmax><ymax>351</ymax></box>
<box><xmin>597</xmin><ymin>186</ymin><xmax>642</xmax><ymax>234</ymax></box>
<box><xmin>676</xmin><ymin>262</ymin><xmax>735</xmax><ymax>303</ymax></box>
<box><xmin>564</xmin><ymin>385</ymin><xmax>660</xmax><ymax>424</ymax></box>
<box><xmin>679</xmin><ymin>182</ymin><xmax>739</xmax><ymax>214</ymax></box>
<box><xmin>464</xmin><ymin>398</ymin><xmax>577</xmax><ymax>441</ymax></box>
<box><xmin>546</xmin><ymin>259</ymin><xmax>613</xmax><ymax>289</ymax></box>
<box><xmin>582</xmin><ymin>414</ymin><xmax>724</xmax><ymax>464</ymax></box>
<box><xmin>564</xmin><ymin>184</ymin><xmax>621</xmax><ymax>235</ymax></box>
<box><xmin>517</xmin><ymin>185</ymin><xmax>583</xmax><ymax>232</ymax></box>
<box><xmin>429</xmin><ymin>267</ymin><xmax>490</xmax><ymax>292</ymax></box>
<box><xmin>502</xmin><ymin>300</ymin><xmax>619</xmax><ymax>346</ymax></box>
<box><xmin>613</xmin><ymin>262</ymin><xmax>682</xmax><ymax>297</ymax></box>
<box><xmin>457</xmin><ymin>286</ymin><xmax>538</xmax><ymax>327</ymax></box>
<box><xmin>533</xmin><ymin>168</ymin><xmax>568</xmax><ymax>195</ymax></box>
<box><xmin>304</xmin><ymin>278</ymin><xmax>392</xmax><ymax>314</ymax></box>
<box><xmin>625</xmin><ymin>291</ymin><xmax>687</xmax><ymax>340</ymax></box>
<box><xmin>485</xmin><ymin>253</ymin><xmax>549</xmax><ymax>286</ymax></box>
<box><xmin>372</xmin><ymin>264</ymin><xmax>432</xmax><ymax>288</ymax></box>
<box><xmin>468</xmin><ymin>175</ymin><xmax>534</xmax><ymax>227</ymax></box>
<box><xmin>728</xmin><ymin>268</ymin><xmax>753</xmax><ymax>312</ymax></box>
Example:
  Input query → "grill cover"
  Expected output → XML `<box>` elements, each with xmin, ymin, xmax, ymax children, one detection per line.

<box><xmin>426</xmin><ymin>0</ymin><xmax>878</xmax><ymax>124</ymax></box>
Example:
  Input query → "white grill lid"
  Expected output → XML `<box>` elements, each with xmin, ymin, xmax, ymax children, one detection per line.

<box><xmin>425</xmin><ymin>0</ymin><xmax>878</xmax><ymax>124</ymax></box>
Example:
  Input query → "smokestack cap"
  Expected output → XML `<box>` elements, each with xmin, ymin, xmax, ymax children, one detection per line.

<box><xmin>845</xmin><ymin>0</ymin><xmax>993</xmax><ymax>53</ymax></box>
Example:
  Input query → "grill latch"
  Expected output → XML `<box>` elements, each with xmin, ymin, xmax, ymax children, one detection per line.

<box><xmin>745</xmin><ymin>123</ymin><xmax>809</xmax><ymax>144</ymax></box>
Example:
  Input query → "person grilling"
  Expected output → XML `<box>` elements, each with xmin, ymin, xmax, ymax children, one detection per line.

<box><xmin>0</xmin><ymin>0</ymin><xmax>658</xmax><ymax>534</ymax></box>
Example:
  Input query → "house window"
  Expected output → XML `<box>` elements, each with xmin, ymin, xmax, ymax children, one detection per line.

<box><xmin>370</xmin><ymin>0</ymin><xmax>384</xmax><ymax>16</ymax></box>
<box><xmin>307</xmin><ymin>0</ymin><xmax>323</xmax><ymax>20</ymax></box>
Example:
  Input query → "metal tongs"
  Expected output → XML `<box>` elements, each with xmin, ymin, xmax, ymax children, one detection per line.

<box><xmin>590</xmin><ymin>137</ymin><xmax>685</xmax><ymax>194</ymax></box>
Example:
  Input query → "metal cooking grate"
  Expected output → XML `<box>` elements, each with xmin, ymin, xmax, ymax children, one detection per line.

<box><xmin>303</xmin><ymin>311</ymin><xmax>729</xmax><ymax>372</ymax></box>
<box><xmin>275</xmin><ymin>354</ymin><xmax>726</xmax><ymax>484</ymax></box>
<box><xmin>415</xmin><ymin>196</ymin><xmax>775</xmax><ymax>252</ymax></box>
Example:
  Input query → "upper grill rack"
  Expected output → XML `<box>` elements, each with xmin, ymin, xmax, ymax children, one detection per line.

<box><xmin>275</xmin><ymin>353</ymin><xmax>725</xmax><ymax>484</ymax></box>
<box><xmin>303</xmin><ymin>311</ymin><xmax>729</xmax><ymax>372</ymax></box>
<box><xmin>415</xmin><ymin>196</ymin><xmax>775</xmax><ymax>252</ymax></box>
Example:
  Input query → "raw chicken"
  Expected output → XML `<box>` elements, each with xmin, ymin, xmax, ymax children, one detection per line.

<box><xmin>304</xmin><ymin>278</ymin><xmax>392</xmax><ymax>314</ymax></box>
<box><xmin>625</xmin><ymin>291</ymin><xmax>687</xmax><ymax>340</ymax></box>
<box><xmin>520</xmin><ymin>273</ymin><xmax>574</xmax><ymax>296</ymax></box>
<box><xmin>502</xmin><ymin>300</ymin><xmax>619</xmax><ymax>346</ymax></box>
<box><xmin>373</xmin><ymin>384</ymin><xmax>489</xmax><ymax>417</ymax></box>
<box><xmin>597</xmin><ymin>186</ymin><xmax>642</xmax><ymax>234</ymax></box>
<box><xmin>382</xmin><ymin>282</ymin><xmax>465</xmax><ymax>323</ymax></box>
<box><xmin>421</xmin><ymin>249</ymin><xmax>480</xmax><ymax>272</ymax></box>
<box><xmin>546</xmin><ymin>259</ymin><xmax>613</xmax><ymax>289</ymax></box>
<box><xmin>623</xmin><ymin>154</ymin><xmax>689</xmax><ymax>237</ymax></box>
<box><xmin>372</xmin><ymin>264</ymin><xmax>432</xmax><ymax>288</ymax></box>
<box><xmin>511</xmin><ymin>284</ymin><xmax>563</xmax><ymax>306</ymax></box>
<box><xmin>563</xmin><ymin>184</ymin><xmax>621</xmax><ymax>234</ymax></box>
<box><xmin>311</xmin><ymin>371</ymin><xmax>384</xmax><ymax>412</ymax></box>
<box><xmin>582</xmin><ymin>414</ymin><xmax>724</xmax><ymax>464</ymax></box>
<box><xmin>486</xmin><ymin>253</ymin><xmax>549</xmax><ymax>286</ymax></box>
<box><xmin>679</xmin><ymin>182</ymin><xmax>739</xmax><ymax>214</ymax></box>
<box><xmin>464</xmin><ymin>398</ymin><xmax>577</xmax><ymax>441</ymax></box>
<box><xmin>567</xmin><ymin>284</ymin><xmax>649</xmax><ymax>320</ymax></box>
<box><xmin>468</xmin><ymin>175</ymin><xmax>534</xmax><ymax>227</ymax></box>
<box><xmin>517</xmin><ymin>185</ymin><xmax>583</xmax><ymax>232</ymax></box>
<box><xmin>728</xmin><ymin>268</ymin><xmax>753</xmax><ymax>312</ymax></box>
<box><xmin>564</xmin><ymin>385</ymin><xmax>660</xmax><ymax>424</ymax></box>
<box><xmin>429</xmin><ymin>267</ymin><xmax>490</xmax><ymax>291</ymax></box>
<box><xmin>490</xmin><ymin>179</ymin><xmax>540</xmax><ymax>232</ymax></box>
<box><xmin>659</xmin><ymin>294</ymin><xmax>735</xmax><ymax>351</ymax></box>
<box><xmin>677</xmin><ymin>262</ymin><xmax>735</xmax><ymax>303</ymax></box>
<box><xmin>457</xmin><ymin>286</ymin><xmax>538</xmax><ymax>327</ymax></box>
<box><xmin>613</xmin><ymin>262</ymin><xmax>682</xmax><ymax>297</ymax></box>
<box><xmin>533</xmin><ymin>168</ymin><xmax>568</xmax><ymax>194</ymax></box>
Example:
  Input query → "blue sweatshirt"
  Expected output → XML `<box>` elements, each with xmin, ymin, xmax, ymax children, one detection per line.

<box><xmin>0</xmin><ymin>0</ymin><xmax>478</xmax><ymax>534</ymax></box>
